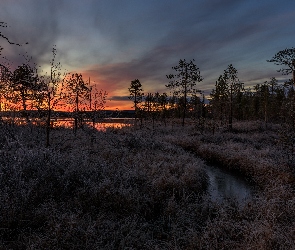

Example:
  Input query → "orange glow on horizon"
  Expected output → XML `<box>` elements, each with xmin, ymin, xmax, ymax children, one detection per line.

<box><xmin>0</xmin><ymin>97</ymin><xmax>134</xmax><ymax>112</ymax></box>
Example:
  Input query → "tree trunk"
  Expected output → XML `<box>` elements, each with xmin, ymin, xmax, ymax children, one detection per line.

<box><xmin>74</xmin><ymin>94</ymin><xmax>79</xmax><ymax>134</ymax></box>
<box><xmin>182</xmin><ymin>66</ymin><xmax>188</xmax><ymax>127</ymax></box>
<box><xmin>46</xmin><ymin>92</ymin><xmax>51</xmax><ymax>147</ymax></box>
<box><xmin>229</xmin><ymin>87</ymin><xmax>233</xmax><ymax>130</ymax></box>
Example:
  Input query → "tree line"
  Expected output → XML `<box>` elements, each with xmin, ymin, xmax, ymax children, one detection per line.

<box><xmin>128</xmin><ymin>49</ymin><xmax>295</xmax><ymax>129</ymax></box>
<box><xmin>0</xmin><ymin>24</ymin><xmax>108</xmax><ymax>146</ymax></box>
<box><xmin>0</xmin><ymin>54</ymin><xmax>108</xmax><ymax>144</ymax></box>
<box><xmin>2</xmin><ymin>21</ymin><xmax>295</xmax><ymax>134</ymax></box>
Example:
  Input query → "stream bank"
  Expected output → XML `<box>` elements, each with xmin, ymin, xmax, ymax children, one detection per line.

<box><xmin>203</xmin><ymin>163</ymin><xmax>254</xmax><ymax>205</ymax></box>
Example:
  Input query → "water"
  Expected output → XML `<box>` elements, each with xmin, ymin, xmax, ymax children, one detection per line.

<box><xmin>2</xmin><ymin>117</ymin><xmax>133</xmax><ymax>131</ymax></box>
<box><xmin>204</xmin><ymin>164</ymin><xmax>254</xmax><ymax>205</ymax></box>
<box><xmin>50</xmin><ymin>118</ymin><xmax>132</xmax><ymax>131</ymax></box>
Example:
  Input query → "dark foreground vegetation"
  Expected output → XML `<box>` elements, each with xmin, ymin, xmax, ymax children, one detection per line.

<box><xmin>0</xmin><ymin>119</ymin><xmax>295</xmax><ymax>249</ymax></box>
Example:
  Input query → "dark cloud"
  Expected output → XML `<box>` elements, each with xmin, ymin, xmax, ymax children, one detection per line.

<box><xmin>0</xmin><ymin>0</ymin><xmax>64</xmax><ymax>69</ymax></box>
<box><xmin>110</xmin><ymin>96</ymin><xmax>130</xmax><ymax>101</ymax></box>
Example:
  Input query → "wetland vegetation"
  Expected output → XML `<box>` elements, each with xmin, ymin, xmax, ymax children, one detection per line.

<box><xmin>0</xmin><ymin>119</ymin><xmax>295</xmax><ymax>249</ymax></box>
<box><xmin>1</xmin><ymin>27</ymin><xmax>295</xmax><ymax>248</ymax></box>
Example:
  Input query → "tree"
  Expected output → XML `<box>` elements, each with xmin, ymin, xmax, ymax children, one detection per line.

<box><xmin>9</xmin><ymin>63</ymin><xmax>43</xmax><ymax>122</ymax></box>
<box><xmin>267</xmin><ymin>48</ymin><xmax>295</xmax><ymax>85</ymax></box>
<box><xmin>43</xmin><ymin>46</ymin><xmax>63</xmax><ymax>147</ymax></box>
<box><xmin>254</xmin><ymin>83</ymin><xmax>270</xmax><ymax>126</ymax></box>
<box><xmin>144</xmin><ymin>92</ymin><xmax>153</xmax><ymax>118</ymax></box>
<box><xmin>0</xmin><ymin>64</ymin><xmax>11</xmax><ymax>112</ymax></box>
<box><xmin>210</xmin><ymin>64</ymin><xmax>243</xmax><ymax>129</ymax></box>
<box><xmin>0</xmin><ymin>22</ymin><xmax>27</xmax><ymax>117</ymax></box>
<box><xmin>63</xmin><ymin>73</ymin><xmax>90</xmax><ymax>134</ymax></box>
<box><xmin>189</xmin><ymin>93</ymin><xmax>204</xmax><ymax>118</ymax></box>
<box><xmin>150</xmin><ymin>92</ymin><xmax>161</xmax><ymax>129</ymax></box>
<box><xmin>240</xmin><ymin>87</ymin><xmax>254</xmax><ymax>120</ymax></box>
<box><xmin>89</xmin><ymin>82</ymin><xmax>108</xmax><ymax>126</ymax></box>
<box><xmin>128</xmin><ymin>79</ymin><xmax>144</xmax><ymax>119</ymax></box>
<box><xmin>268</xmin><ymin>48</ymin><xmax>295</xmax><ymax>126</ymax></box>
<box><xmin>224</xmin><ymin>64</ymin><xmax>244</xmax><ymax>129</ymax></box>
<box><xmin>166</xmin><ymin>59</ymin><xmax>203</xmax><ymax>126</ymax></box>
<box><xmin>262</xmin><ymin>77</ymin><xmax>283</xmax><ymax>123</ymax></box>
<box><xmin>159</xmin><ymin>92</ymin><xmax>168</xmax><ymax>126</ymax></box>
<box><xmin>0</xmin><ymin>21</ymin><xmax>26</xmax><ymax>54</ymax></box>
<box><xmin>210</xmin><ymin>75</ymin><xmax>228</xmax><ymax>124</ymax></box>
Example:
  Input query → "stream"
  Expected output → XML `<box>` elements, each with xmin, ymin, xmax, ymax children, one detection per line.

<box><xmin>204</xmin><ymin>164</ymin><xmax>254</xmax><ymax>205</ymax></box>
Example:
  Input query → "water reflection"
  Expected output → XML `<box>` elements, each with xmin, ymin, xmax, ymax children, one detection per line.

<box><xmin>1</xmin><ymin>117</ymin><xmax>133</xmax><ymax>131</ymax></box>
<box><xmin>51</xmin><ymin>118</ymin><xmax>133</xmax><ymax>131</ymax></box>
<box><xmin>205</xmin><ymin>164</ymin><xmax>253</xmax><ymax>205</ymax></box>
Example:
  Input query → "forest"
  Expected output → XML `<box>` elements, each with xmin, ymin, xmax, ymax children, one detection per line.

<box><xmin>1</xmin><ymin>21</ymin><xmax>295</xmax><ymax>249</ymax></box>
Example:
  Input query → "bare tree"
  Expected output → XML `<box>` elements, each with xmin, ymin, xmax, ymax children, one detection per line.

<box><xmin>89</xmin><ymin>82</ymin><xmax>108</xmax><ymax>126</ymax></box>
<box><xmin>43</xmin><ymin>46</ymin><xmax>63</xmax><ymax>146</ymax></box>
<box><xmin>0</xmin><ymin>21</ymin><xmax>27</xmax><ymax>48</ymax></box>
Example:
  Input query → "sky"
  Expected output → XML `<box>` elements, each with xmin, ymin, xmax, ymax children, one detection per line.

<box><xmin>0</xmin><ymin>0</ymin><xmax>295</xmax><ymax>110</ymax></box>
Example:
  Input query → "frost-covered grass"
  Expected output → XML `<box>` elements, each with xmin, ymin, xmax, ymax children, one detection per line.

<box><xmin>0</xmin><ymin>120</ymin><xmax>294</xmax><ymax>249</ymax></box>
<box><xmin>161</xmin><ymin>120</ymin><xmax>295</xmax><ymax>249</ymax></box>
<box><xmin>166</xmin><ymin>121</ymin><xmax>294</xmax><ymax>190</ymax></box>
<box><xmin>0</xmin><ymin>122</ymin><xmax>208</xmax><ymax>249</ymax></box>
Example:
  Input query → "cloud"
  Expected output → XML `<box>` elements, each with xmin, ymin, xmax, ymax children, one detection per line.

<box><xmin>0</xmin><ymin>0</ymin><xmax>63</xmax><ymax>69</ymax></box>
<box><xmin>110</xmin><ymin>96</ymin><xmax>129</xmax><ymax>101</ymax></box>
<box><xmin>1</xmin><ymin>0</ymin><xmax>295</xmax><ymax>106</ymax></box>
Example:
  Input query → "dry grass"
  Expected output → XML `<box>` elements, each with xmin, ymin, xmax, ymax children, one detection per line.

<box><xmin>160</xmin><ymin>120</ymin><xmax>295</xmax><ymax>249</ymax></box>
<box><xmin>0</xmin><ymin>120</ymin><xmax>294</xmax><ymax>249</ymax></box>
<box><xmin>0</xmin><ymin>122</ymin><xmax>208</xmax><ymax>249</ymax></box>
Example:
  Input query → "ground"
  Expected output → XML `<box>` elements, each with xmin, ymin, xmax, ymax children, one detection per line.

<box><xmin>0</xmin><ymin>119</ymin><xmax>294</xmax><ymax>249</ymax></box>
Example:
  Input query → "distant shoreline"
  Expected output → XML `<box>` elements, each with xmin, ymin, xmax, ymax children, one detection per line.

<box><xmin>0</xmin><ymin>110</ymin><xmax>136</xmax><ymax>119</ymax></box>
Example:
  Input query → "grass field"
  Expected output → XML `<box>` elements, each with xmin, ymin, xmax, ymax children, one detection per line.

<box><xmin>0</xmin><ymin>120</ymin><xmax>294</xmax><ymax>249</ymax></box>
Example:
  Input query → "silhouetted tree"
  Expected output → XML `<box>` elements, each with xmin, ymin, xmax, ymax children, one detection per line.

<box><xmin>0</xmin><ymin>22</ymin><xmax>27</xmax><ymax>117</ymax></box>
<box><xmin>166</xmin><ymin>59</ymin><xmax>203</xmax><ymax>126</ymax></box>
<box><xmin>9</xmin><ymin>63</ymin><xmax>42</xmax><ymax>122</ymax></box>
<box><xmin>64</xmin><ymin>73</ymin><xmax>90</xmax><ymax>134</ymax></box>
<box><xmin>267</xmin><ymin>48</ymin><xmax>295</xmax><ymax>85</ymax></box>
<box><xmin>89</xmin><ymin>83</ymin><xmax>108</xmax><ymax>126</ymax></box>
<box><xmin>151</xmin><ymin>92</ymin><xmax>161</xmax><ymax>129</ymax></box>
<box><xmin>263</xmin><ymin>77</ymin><xmax>284</xmax><ymax>123</ymax></box>
<box><xmin>210</xmin><ymin>75</ymin><xmax>228</xmax><ymax>124</ymax></box>
<box><xmin>189</xmin><ymin>93</ymin><xmax>202</xmax><ymax>119</ymax></box>
<box><xmin>0</xmin><ymin>64</ymin><xmax>11</xmax><ymax>113</ymax></box>
<box><xmin>43</xmin><ymin>46</ymin><xmax>63</xmax><ymax>147</ymax></box>
<box><xmin>268</xmin><ymin>48</ymin><xmax>295</xmax><ymax>126</ymax></box>
<box><xmin>128</xmin><ymin>79</ymin><xmax>144</xmax><ymax>120</ymax></box>
<box><xmin>144</xmin><ymin>93</ymin><xmax>153</xmax><ymax>118</ymax></box>
<box><xmin>224</xmin><ymin>64</ymin><xmax>244</xmax><ymax>129</ymax></box>
<box><xmin>0</xmin><ymin>21</ymin><xmax>26</xmax><ymax>56</ymax></box>
<box><xmin>159</xmin><ymin>92</ymin><xmax>168</xmax><ymax>126</ymax></box>
<box><xmin>210</xmin><ymin>64</ymin><xmax>244</xmax><ymax>129</ymax></box>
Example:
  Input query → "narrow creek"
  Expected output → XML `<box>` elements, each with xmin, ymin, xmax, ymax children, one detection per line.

<box><xmin>203</xmin><ymin>164</ymin><xmax>254</xmax><ymax>205</ymax></box>
<box><xmin>179</xmin><ymin>145</ymin><xmax>255</xmax><ymax>205</ymax></box>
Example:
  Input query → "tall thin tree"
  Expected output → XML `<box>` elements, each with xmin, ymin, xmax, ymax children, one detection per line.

<box><xmin>128</xmin><ymin>79</ymin><xmax>144</xmax><ymax>121</ymax></box>
<box><xmin>166</xmin><ymin>59</ymin><xmax>203</xmax><ymax>126</ymax></box>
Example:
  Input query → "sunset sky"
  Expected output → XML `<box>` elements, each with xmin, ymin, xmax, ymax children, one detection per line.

<box><xmin>1</xmin><ymin>0</ymin><xmax>295</xmax><ymax>110</ymax></box>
